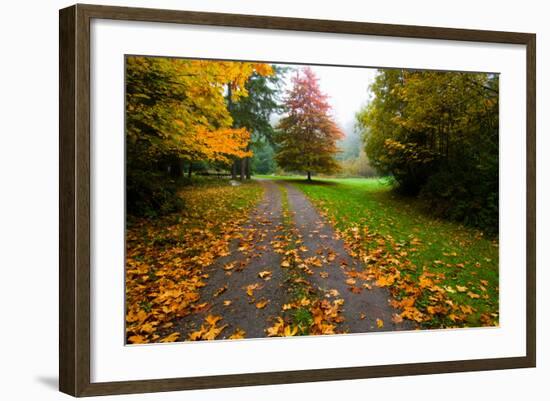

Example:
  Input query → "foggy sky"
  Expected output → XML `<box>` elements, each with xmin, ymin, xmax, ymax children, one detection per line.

<box><xmin>278</xmin><ymin>64</ymin><xmax>378</xmax><ymax>137</ymax></box>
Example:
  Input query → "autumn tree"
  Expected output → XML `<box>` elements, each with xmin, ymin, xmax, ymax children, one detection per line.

<box><xmin>356</xmin><ymin>69</ymin><xmax>499</xmax><ymax>232</ymax></box>
<box><xmin>275</xmin><ymin>67</ymin><xmax>343</xmax><ymax>181</ymax></box>
<box><xmin>125</xmin><ymin>56</ymin><xmax>272</xmax><ymax>215</ymax></box>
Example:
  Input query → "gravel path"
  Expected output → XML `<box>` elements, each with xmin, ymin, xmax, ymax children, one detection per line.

<box><xmin>281</xmin><ymin>181</ymin><xmax>413</xmax><ymax>333</ymax></box>
<box><xmin>170</xmin><ymin>179</ymin><xmax>412</xmax><ymax>340</ymax></box>
<box><xmin>171</xmin><ymin>180</ymin><xmax>287</xmax><ymax>339</ymax></box>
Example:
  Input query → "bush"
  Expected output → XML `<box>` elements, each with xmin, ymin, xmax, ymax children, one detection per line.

<box><xmin>126</xmin><ymin>170</ymin><xmax>184</xmax><ymax>217</ymax></box>
<box><xmin>419</xmin><ymin>166</ymin><xmax>498</xmax><ymax>235</ymax></box>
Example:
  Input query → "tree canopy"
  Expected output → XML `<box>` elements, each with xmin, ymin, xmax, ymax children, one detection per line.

<box><xmin>125</xmin><ymin>56</ymin><xmax>273</xmax><ymax>215</ymax></box>
<box><xmin>356</xmin><ymin>69</ymin><xmax>499</xmax><ymax>232</ymax></box>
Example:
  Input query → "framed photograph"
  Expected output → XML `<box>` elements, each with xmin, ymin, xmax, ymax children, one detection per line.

<box><xmin>59</xmin><ymin>3</ymin><xmax>536</xmax><ymax>397</ymax></box>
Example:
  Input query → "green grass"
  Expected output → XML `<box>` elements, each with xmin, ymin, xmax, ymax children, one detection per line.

<box><xmin>260</xmin><ymin>175</ymin><xmax>499</xmax><ymax>328</ymax></box>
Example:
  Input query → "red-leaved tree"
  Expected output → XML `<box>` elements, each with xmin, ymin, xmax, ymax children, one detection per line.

<box><xmin>275</xmin><ymin>67</ymin><xmax>344</xmax><ymax>181</ymax></box>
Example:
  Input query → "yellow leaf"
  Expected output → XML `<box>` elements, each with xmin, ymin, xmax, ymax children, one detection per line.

<box><xmin>139</xmin><ymin>322</ymin><xmax>157</xmax><ymax>334</ymax></box>
<box><xmin>214</xmin><ymin>285</ymin><xmax>228</xmax><ymax>297</ymax></box>
<box><xmin>223</xmin><ymin>300</ymin><xmax>232</xmax><ymax>306</ymax></box>
<box><xmin>159</xmin><ymin>332</ymin><xmax>180</xmax><ymax>343</ymax></box>
<box><xmin>376</xmin><ymin>318</ymin><xmax>384</xmax><ymax>328</ymax></box>
<box><xmin>228</xmin><ymin>328</ymin><xmax>246</xmax><ymax>339</ymax></box>
<box><xmin>205</xmin><ymin>314</ymin><xmax>222</xmax><ymax>326</ymax></box>
<box><xmin>283</xmin><ymin>325</ymin><xmax>298</xmax><ymax>337</ymax></box>
<box><xmin>345</xmin><ymin>278</ymin><xmax>356</xmax><ymax>285</ymax></box>
<box><xmin>128</xmin><ymin>335</ymin><xmax>148</xmax><ymax>344</ymax></box>
<box><xmin>467</xmin><ymin>291</ymin><xmax>480</xmax><ymax>299</ymax></box>
<box><xmin>444</xmin><ymin>286</ymin><xmax>456</xmax><ymax>293</ymax></box>
<box><xmin>299</xmin><ymin>297</ymin><xmax>311</xmax><ymax>306</ymax></box>
<box><xmin>456</xmin><ymin>285</ymin><xmax>468</xmax><ymax>292</ymax></box>
<box><xmin>305</xmin><ymin>256</ymin><xmax>323</xmax><ymax>267</ymax></box>
<box><xmin>460</xmin><ymin>305</ymin><xmax>475</xmax><ymax>314</ymax></box>
<box><xmin>223</xmin><ymin>262</ymin><xmax>236</xmax><ymax>270</ymax></box>
<box><xmin>245</xmin><ymin>283</ymin><xmax>262</xmax><ymax>297</ymax></box>
<box><xmin>281</xmin><ymin>260</ymin><xmax>290</xmax><ymax>268</ymax></box>
<box><xmin>258</xmin><ymin>271</ymin><xmax>272</xmax><ymax>280</ymax></box>
<box><xmin>202</xmin><ymin>324</ymin><xmax>227</xmax><ymax>340</ymax></box>
<box><xmin>188</xmin><ymin>328</ymin><xmax>205</xmax><ymax>341</ymax></box>
<box><xmin>266</xmin><ymin>317</ymin><xmax>285</xmax><ymax>336</ymax></box>
<box><xmin>256</xmin><ymin>299</ymin><xmax>269</xmax><ymax>309</ymax></box>
<box><xmin>320</xmin><ymin>323</ymin><xmax>336</xmax><ymax>334</ymax></box>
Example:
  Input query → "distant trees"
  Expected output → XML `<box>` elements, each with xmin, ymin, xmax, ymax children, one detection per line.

<box><xmin>275</xmin><ymin>67</ymin><xmax>344</xmax><ymax>181</ymax></box>
<box><xmin>125</xmin><ymin>56</ymin><xmax>273</xmax><ymax>215</ymax></box>
<box><xmin>228</xmin><ymin>66</ymin><xmax>286</xmax><ymax>179</ymax></box>
<box><xmin>356</xmin><ymin>69</ymin><xmax>499</xmax><ymax>232</ymax></box>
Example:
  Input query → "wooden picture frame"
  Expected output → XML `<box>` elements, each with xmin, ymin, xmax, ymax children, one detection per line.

<box><xmin>59</xmin><ymin>3</ymin><xmax>536</xmax><ymax>397</ymax></box>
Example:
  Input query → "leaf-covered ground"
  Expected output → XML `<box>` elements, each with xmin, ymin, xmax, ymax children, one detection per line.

<box><xmin>284</xmin><ymin>177</ymin><xmax>499</xmax><ymax>329</ymax></box>
<box><xmin>125</xmin><ymin>178</ymin><xmax>263</xmax><ymax>344</ymax></box>
<box><xmin>126</xmin><ymin>176</ymin><xmax>499</xmax><ymax>344</ymax></box>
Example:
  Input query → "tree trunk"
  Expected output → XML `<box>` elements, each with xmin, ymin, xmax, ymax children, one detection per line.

<box><xmin>231</xmin><ymin>161</ymin><xmax>237</xmax><ymax>180</ymax></box>
<box><xmin>245</xmin><ymin>143</ymin><xmax>251</xmax><ymax>179</ymax></box>
<box><xmin>246</xmin><ymin>157</ymin><xmax>251</xmax><ymax>179</ymax></box>
<box><xmin>307</xmin><ymin>171</ymin><xmax>311</xmax><ymax>181</ymax></box>
<box><xmin>240</xmin><ymin>158</ymin><xmax>245</xmax><ymax>180</ymax></box>
<box><xmin>187</xmin><ymin>162</ymin><xmax>193</xmax><ymax>179</ymax></box>
<box><xmin>169</xmin><ymin>158</ymin><xmax>183</xmax><ymax>178</ymax></box>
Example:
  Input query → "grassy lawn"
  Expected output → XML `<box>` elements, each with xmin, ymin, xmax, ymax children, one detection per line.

<box><xmin>258</xmin><ymin>175</ymin><xmax>499</xmax><ymax>329</ymax></box>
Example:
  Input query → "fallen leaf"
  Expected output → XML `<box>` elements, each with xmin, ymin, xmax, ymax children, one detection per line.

<box><xmin>245</xmin><ymin>283</ymin><xmax>263</xmax><ymax>297</ymax></box>
<box><xmin>460</xmin><ymin>305</ymin><xmax>475</xmax><ymax>314</ymax></box>
<box><xmin>256</xmin><ymin>299</ymin><xmax>269</xmax><ymax>309</ymax></box>
<box><xmin>376</xmin><ymin>318</ymin><xmax>384</xmax><ymax>328</ymax></box>
<box><xmin>223</xmin><ymin>262</ymin><xmax>236</xmax><ymax>271</ymax></box>
<box><xmin>228</xmin><ymin>328</ymin><xmax>246</xmax><ymax>339</ymax></box>
<box><xmin>214</xmin><ymin>285</ymin><xmax>228</xmax><ymax>297</ymax></box>
<box><xmin>283</xmin><ymin>325</ymin><xmax>298</xmax><ymax>336</ymax></box>
<box><xmin>205</xmin><ymin>314</ymin><xmax>222</xmax><ymax>326</ymax></box>
<box><xmin>349</xmin><ymin>286</ymin><xmax>362</xmax><ymax>294</ymax></box>
<box><xmin>258</xmin><ymin>271</ymin><xmax>272</xmax><ymax>280</ymax></box>
<box><xmin>128</xmin><ymin>335</ymin><xmax>147</xmax><ymax>344</ymax></box>
<box><xmin>391</xmin><ymin>313</ymin><xmax>404</xmax><ymax>324</ymax></box>
<box><xmin>202</xmin><ymin>324</ymin><xmax>227</xmax><ymax>340</ymax></box>
<box><xmin>159</xmin><ymin>332</ymin><xmax>180</xmax><ymax>343</ymax></box>
<box><xmin>444</xmin><ymin>285</ymin><xmax>456</xmax><ymax>293</ymax></box>
<box><xmin>266</xmin><ymin>317</ymin><xmax>285</xmax><ymax>336</ymax></box>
